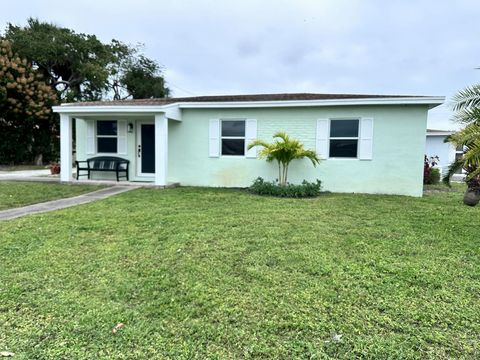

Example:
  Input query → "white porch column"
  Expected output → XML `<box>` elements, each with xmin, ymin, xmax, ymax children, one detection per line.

<box><xmin>60</xmin><ymin>114</ymin><xmax>73</xmax><ymax>182</ymax></box>
<box><xmin>155</xmin><ymin>113</ymin><xmax>168</xmax><ymax>186</ymax></box>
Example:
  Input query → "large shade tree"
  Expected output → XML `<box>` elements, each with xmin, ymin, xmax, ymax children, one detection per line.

<box><xmin>248</xmin><ymin>132</ymin><xmax>321</xmax><ymax>186</ymax></box>
<box><xmin>0</xmin><ymin>18</ymin><xmax>170</xmax><ymax>164</ymax></box>
<box><xmin>0</xmin><ymin>40</ymin><xmax>57</xmax><ymax>163</ymax></box>
<box><xmin>3</xmin><ymin>18</ymin><xmax>170</xmax><ymax>102</ymax></box>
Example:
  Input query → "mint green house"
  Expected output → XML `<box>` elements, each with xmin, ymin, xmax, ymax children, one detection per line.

<box><xmin>53</xmin><ymin>93</ymin><xmax>444</xmax><ymax>196</ymax></box>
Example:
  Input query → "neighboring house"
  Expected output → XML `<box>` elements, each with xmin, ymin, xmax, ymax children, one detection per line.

<box><xmin>425</xmin><ymin>128</ymin><xmax>464</xmax><ymax>178</ymax></box>
<box><xmin>53</xmin><ymin>93</ymin><xmax>444</xmax><ymax>197</ymax></box>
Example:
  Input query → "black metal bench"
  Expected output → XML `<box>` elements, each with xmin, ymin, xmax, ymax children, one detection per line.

<box><xmin>75</xmin><ymin>156</ymin><xmax>129</xmax><ymax>181</ymax></box>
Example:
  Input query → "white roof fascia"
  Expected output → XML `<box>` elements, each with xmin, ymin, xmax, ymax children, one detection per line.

<box><xmin>52</xmin><ymin>96</ymin><xmax>445</xmax><ymax>116</ymax></box>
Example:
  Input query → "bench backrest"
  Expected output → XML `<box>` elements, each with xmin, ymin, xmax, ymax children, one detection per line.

<box><xmin>87</xmin><ymin>157</ymin><xmax>129</xmax><ymax>170</ymax></box>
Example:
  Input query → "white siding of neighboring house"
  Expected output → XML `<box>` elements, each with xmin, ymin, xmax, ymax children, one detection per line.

<box><xmin>425</xmin><ymin>132</ymin><xmax>465</xmax><ymax>179</ymax></box>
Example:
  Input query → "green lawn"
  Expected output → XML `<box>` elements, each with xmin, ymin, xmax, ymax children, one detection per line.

<box><xmin>0</xmin><ymin>186</ymin><xmax>478</xmax><ymax>359</ymax></box>
<box><xmin>0</xmin><ymin>182</ymin><xmax>104</xmax><ymax>210</ymax></box>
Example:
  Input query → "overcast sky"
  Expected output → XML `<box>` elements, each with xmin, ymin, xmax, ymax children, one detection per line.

<box><xmin>1</xmin><ymin>0</ymin><xmax>480</xmax><ymax>129</ymax></box>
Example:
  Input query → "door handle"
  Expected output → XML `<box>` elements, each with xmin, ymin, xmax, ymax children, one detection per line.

<box><xmin>137</xmin><ymin>145</ymin><xmax>141</xmax><ymax>158</ymax></box>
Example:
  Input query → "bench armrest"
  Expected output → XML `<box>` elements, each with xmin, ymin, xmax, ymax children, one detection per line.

<box><xmin>75</xmin><ymin>160</ymin><xmax>90</xmax><ymax>169</ymax></box>
<box><xmin>116</xmin><ymin>161</ymin><xmax>129</xmax><ymax>170</ymax></box>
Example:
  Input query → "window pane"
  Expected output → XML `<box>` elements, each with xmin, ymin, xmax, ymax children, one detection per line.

<box><xmin>222</xmin><ymin>139</ymin><xmax>245</xmax><ymax>156</ymax></box>
<box><xmin>329</xmin><ymin>139</ymin><xmax>358</xmax><ymax>158</ymax></box>
<box><xmin>330</xmin><ymin>120</ymin><xmax>359</xmax><ymax>137</ymax></box>
<box><xmin>97</xmin><ymin>137</ymin><xmax>117</xmax><ymax>153</ymax></box>
<box><xmin>97</xmin><ymin>120</ymin><xmax>117</xmax><ymax>136</ymax></box>
<box><xmin>222</xmin><ymin>120</ymin><xmax>245</xmax><ymax>137</ymax></box>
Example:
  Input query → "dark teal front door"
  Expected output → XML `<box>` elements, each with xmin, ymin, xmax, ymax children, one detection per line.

<box><xmin>140</xmin><ymin>124</ymin><xmax>155</xmax><ymax>174</ymax></box>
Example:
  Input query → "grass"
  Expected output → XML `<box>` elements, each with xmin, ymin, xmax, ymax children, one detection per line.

<box><xmin>0</xmin><ymin>186</ymin><xmax>479</xmax><ymax>359</ymax></box>
<box><xmin>423</xmin><ymin>182</ymin><xmax>466</xmax><ymax>193</ymax></box>
<box><xmin>0</xmin><ymin>182</ymin><xmax>104</xmax><ymax>210</ymax></box>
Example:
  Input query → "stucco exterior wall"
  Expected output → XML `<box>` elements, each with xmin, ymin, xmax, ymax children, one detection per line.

<box><xmin>169</xmin><ymin>105</ymin><xmax>428</xmax><ymax>196</ymax></box>
<box><xmin>76</xmin><ymin>105</ymin><xmax>429</xmax><ymax>196</ymax></box>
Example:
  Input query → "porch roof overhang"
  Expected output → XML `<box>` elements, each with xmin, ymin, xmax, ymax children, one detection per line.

<box><xmin>52</xmin><ymin>104</ymin><xmax>182</xmax><ymax>121</ymax></box>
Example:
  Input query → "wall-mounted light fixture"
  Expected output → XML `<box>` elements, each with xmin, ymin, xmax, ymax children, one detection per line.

<box><xmin>127</xmin><ymin>123</ymin><xmax>134</xmax><ymax>133</ymax></box>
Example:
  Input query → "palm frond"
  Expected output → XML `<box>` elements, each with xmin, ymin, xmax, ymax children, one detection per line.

<box><xmin>247</xmin><ymin>131</ymin><xmax>321</xmax><ymax>184</ymax></box>
<box><xmin>247</xmin><ymin>139</ymin><xmax>270</xmax><ymax>151</ymax></box>
<box><xmin>452</xmin><ymin>106</ymin><xmax>480</xmax><ymax>124</ymax></box>
<box><xmin>295</xmin><ymin>149</ymin><xmax>320</xmax><ymax>166</ymax></box>
<box><xmin>442</xmin><ymin>158</ymin><xmax>464</xmax><ymax>186</ymax></box>
<box><xmin>272</xmin><ymin>131</ymin><xmax>289</xmax><ymax>142</ymax></box>
<box><xmin>452</xmin><ymin>84</ymin><xmax>480</xmax><ymax>112</ymax></box>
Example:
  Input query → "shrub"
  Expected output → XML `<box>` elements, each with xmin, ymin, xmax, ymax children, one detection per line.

<box><xmin>426</xmin><ymin>167</ymin><xmax>440</xmax><ymax>184</ymax></box>
<box><xmin>424</xmin><ymin>155</ymin><xmax>440</xmax><ymax>185</ymax></box>
<box><xmin>249</xmin><ymin>177</ymin><xmax>322</xmax><ymax>198</ymax></box>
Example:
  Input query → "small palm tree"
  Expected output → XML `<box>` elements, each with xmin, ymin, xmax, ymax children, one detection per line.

<box><xmin>248</xmin><ymin>131</ymin><xmax>320</xmax><ymax>186</ymax></box>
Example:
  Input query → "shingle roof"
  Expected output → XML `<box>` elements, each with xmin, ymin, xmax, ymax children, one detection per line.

<box><xmin>62</xmin><ymin>92</ymin><xmax>429</xmax><ymax>107</ymax></box>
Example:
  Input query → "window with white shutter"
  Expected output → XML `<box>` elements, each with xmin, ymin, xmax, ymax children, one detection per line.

<box><xmin>221</xmin><ymin>120</ymin><xmax>245</xmax><ymax>156</ymax></box>
<box><xmin>329</xmin><ymin>119</ymin><xmax>359</xmax><ymax>158</ymax></box>
<box><xmin>209</xmin><ymin>119</ymin><xmax>220</xmax><ymax>157</ymax></box>
<box><xmin>117</xmin><ymin>120</ymin><xmax>127</xmax><ymax>155</ymax></box>
<box><xmin>359</xmin><ymin>118</ymin><xmax>374</xmax><ymax>160</ymax></box>
<box><xmin>316</xmin><ymin>119</ymin><xmax>329</xmax><ymax>159</ymax></box>
<box><xmin>245</xmin><ymin>119</ymin><xmax>257</xmax><ymax>158</ymax></box>
<box><xmin>86</xmin><ymin>120</ymin><xmax>95</xmax><ymax>155</ymax></box>
<box><xmin>96</xmin><ymin>120</ymin><xmax>118</xmax><ymax>153</ymax></box>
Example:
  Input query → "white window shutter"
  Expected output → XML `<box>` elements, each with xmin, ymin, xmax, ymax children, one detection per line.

<box><xmin>245</xmin><ymin>119</ymin><xmax>257</xmax><ymax>158</ymax></box>
<box><xmin>86</xmin><ymin>120</ymin><xmax>95</xmax><ymax>155</ymax></box>
<box><xmin>209</xmin><ymin>119</ymin><xmax>220</xmax><ymax>157</ymax></box>
<box><xmin>359</xmin><ymin>118</ymin><xmax>374</xmax><ymax>160</ymax></box>
<box><xmin>117</xmin><ymin>120</ymin><xmax>127</xmax><ymax>155</ymax></box>
<box><xmin>316</xmin><ymin>119</ymin><xmax>329</xmax><ymax>159</ymax></box>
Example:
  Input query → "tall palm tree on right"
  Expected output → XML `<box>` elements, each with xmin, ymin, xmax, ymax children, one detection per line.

<box><xmin>443</xmin><ymin>84</ymin><xmax>480</xmax><ymax>205</ymax></box>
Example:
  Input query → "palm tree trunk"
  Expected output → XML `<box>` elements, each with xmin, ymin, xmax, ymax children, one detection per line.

<box><xmin>284</xmin><ymin>163</ymin><xmax>289</xmax><ymax>185</ymax></box>
<box><xmin>278</xmin><ymin>162</ymin><xmax>281</xmax><ymax>185</ymax></box>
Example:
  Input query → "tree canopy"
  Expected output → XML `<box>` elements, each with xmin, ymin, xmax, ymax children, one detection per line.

<box><xmin>0</xmin><ymin>18</ymin><xmax>170</xmax><ymax>165</ymax></box>
<box><xmin>0</xmin><ymin>40</ymin><xmax>57</xmax><ymax>163</ymax></box>
<box><xmin>120</xmin><ymin>56</ymin><xmax>170</xmax><ymax>99</ymax></box>
<box><xmin>2</xmin><ymin>18</ymin><xmax>170</xmax><ymax>101</ymax></box>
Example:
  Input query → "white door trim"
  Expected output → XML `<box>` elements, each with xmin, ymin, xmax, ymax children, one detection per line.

<box><xmin>136</xmin><ymin>121</ymin><xmax>155</xmax><ymax>177</ymax></box>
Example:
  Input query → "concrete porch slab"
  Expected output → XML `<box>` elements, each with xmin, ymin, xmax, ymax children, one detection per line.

<box><xmin>0</xmin><ymin>174</ymin><xmax>179</xmax><ymax>188</ymax></box>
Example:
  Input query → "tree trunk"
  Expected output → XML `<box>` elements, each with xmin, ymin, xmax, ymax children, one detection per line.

<box><xmin>280</xmin><ymin>163</ymin><xmax>287</xmax><ymax>186</ymax></box>
<box><xmin>34</xmin><ymin>154</ymin><xmax>43</xmax><ymax>166</ymax></box>
<box><xmin>284</xmin><ymin>164</ymin><xmax>289</xmax><ymax>185</ymax></box>
<box><xmin>278</xmin><ymin>162</ymin><xmax>282</xmax><ymax>185</ymax></box>
<box><xmin>463</xmin><ymin>188</ymin><xmax>480</xmax><ymax>206</ymax></box>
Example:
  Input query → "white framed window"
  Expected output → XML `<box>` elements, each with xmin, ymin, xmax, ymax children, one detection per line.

<box><xmin>96</xmin><ymin>120</ymin><xmax>118</xmax><ymax>153</ymax></box>
<box><xmin>221</xmin><ymin>120</ymin><xmax>246</xmax><ymax>156</ymax></box>
<box><xmin>329</xmin><ymin>119</ymin><xmax>360</xmax><ymax>158</ymax></box>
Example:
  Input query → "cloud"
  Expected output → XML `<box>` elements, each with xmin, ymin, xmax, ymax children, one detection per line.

<box><xmin>1</xmin><ymin>0</ymin><xmax>480</xmax><ymax>128</ymax></box>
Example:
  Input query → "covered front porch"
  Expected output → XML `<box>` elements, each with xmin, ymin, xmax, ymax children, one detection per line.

<box><xmin>54</xmin><ymin>104</ymin><xmax>182</xmax><ymax>186</ymax></box>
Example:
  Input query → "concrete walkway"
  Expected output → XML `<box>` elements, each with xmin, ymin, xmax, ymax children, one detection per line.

<box><xmin>0</xmin><ymin>169</ymin><xmax>51</xmax><ymax>178</ymax></box>
<box><xmin>0</xmin><ymin>185</ymin><xmax>139</xmax><ymax>221</ymax></box>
